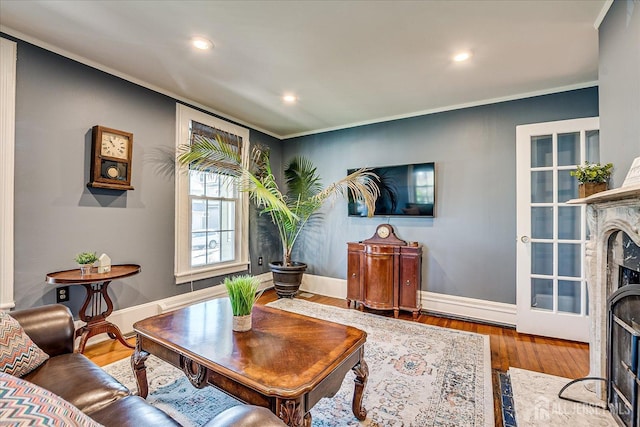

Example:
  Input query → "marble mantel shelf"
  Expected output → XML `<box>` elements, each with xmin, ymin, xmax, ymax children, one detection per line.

<box><xmin>566</xmin><ymin>183</ymin><xmax>640</xmax><ymax>205</ymax></box>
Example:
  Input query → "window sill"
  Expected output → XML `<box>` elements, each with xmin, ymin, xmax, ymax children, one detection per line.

<box><xmin>175</xmin><ymin>261</ymin><xmax>250</xmax><ymax>284</ymax></box>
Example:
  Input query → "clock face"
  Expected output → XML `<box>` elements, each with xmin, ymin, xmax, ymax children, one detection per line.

<box><xmin>377</xmin><ymin>225</ymin><xmax>391</xmax><ymax>238</ymax></box>
<box><xmin>101</xmin><ymin>133</ymin><xmax>129</xmax><ymax>160</ymax></box>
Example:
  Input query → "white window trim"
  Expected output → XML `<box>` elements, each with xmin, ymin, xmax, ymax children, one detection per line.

<box><xmin>0</xmin><ymin>38</ymin><xmax>17</xmax><ymax>310</ymax></box>
<box><xmin>175</xmin><ymin>104</ymin><xmax>250</xmax><ymax>284</ymax></box>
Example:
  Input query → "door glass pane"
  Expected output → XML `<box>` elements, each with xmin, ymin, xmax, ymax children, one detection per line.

<box><xmin>558</xmin><ymin>243</ymin><xmax>581</xmax><ymax>277</ymax></box>
<box><xmin>531</xmin><ymin>207</ymin><xmax>553</xmax><ymax>239</ymax></box>
<box><xmin>532</xmin><ymin>243</ymin><xmax>553</xmax><ymax>275</ymax></box>
<box><xmin>558</xmin><ymin>206</ymin><xmax>580</xmax><ymax>240</ymax></box>
<box><xmin>557</xmin><ymin>170</ymin><xmax>578</xmax><ymax>202</ymax></box>
<box><xmin>557</xmin><ymin>132</ymin><xmax>579</xmax><ymax>166</ymax></box>
<box><xmin>531</xmin><ymin>135</ymin><xmax>553</xmax><ymax>167</ymax></box>
<box><xmin>531</xmin><ymin>171</ymin><xmax>553</xmax><ymax>203</ymax></box>
<box><xmin>532</xmin><ymin>278</ymin><xmax>553</xmax><ymax>310</ymax></box>
<box><xmin>558</xmin><ymin>280</ymin><xmax>581</xmax><ymax>314</ymax></box>
<box><xmin>585</xmin><ymin>130</ymin><xmax>600</xmax><ymax>163</ymax></box>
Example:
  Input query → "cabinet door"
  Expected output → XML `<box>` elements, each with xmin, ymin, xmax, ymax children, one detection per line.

<box><xmin>363</xmin><ymin>249</ymin><xmax>395</xmax><ymax>309</ymax></box>
<box><xmin>399</xmin><ymin>251</ymin><xmax>421</xmax><ymax>310</ymax></box>
<box><xmin>347</xmin><ymin>245</ymin><xmax>362</xmax><ymax>301</ymax></box>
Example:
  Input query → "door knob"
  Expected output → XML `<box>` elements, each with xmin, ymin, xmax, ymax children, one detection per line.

<box><xmin>520</xmin><ymin>236</ymin><xmax>530</xmax><ymax>243</ymax></box>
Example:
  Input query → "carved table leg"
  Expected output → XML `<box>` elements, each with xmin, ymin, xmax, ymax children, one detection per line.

<box><xmin>278</xmin><ymin>398</ymin><xmax>306</xmax><ymax>427</ymax></box>
<box><xmin>104</xmin><ymin>322</ymin><xmax>135</xmax><ymax>349</ymax></box>
<box><xmin>131</xmin><ymin>339</ymin><xmax>150</xmax><ymax>398</ymax></box>
<box><xmin>351</xmin><ymin>356</ymin><xmax>368</xmax><ymax>421</ymax></box>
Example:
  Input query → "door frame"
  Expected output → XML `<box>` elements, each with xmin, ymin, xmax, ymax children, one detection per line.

<box><xmin>515</xmin><ymin>117</ymin><xmax>599</xmax><ymax>342</ymax></box>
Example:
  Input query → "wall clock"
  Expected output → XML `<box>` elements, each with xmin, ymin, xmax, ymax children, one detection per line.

<box><xmin>88</xmin><ymin>125</ymin><xmax>134</xmax><ymax>190</ymax></box>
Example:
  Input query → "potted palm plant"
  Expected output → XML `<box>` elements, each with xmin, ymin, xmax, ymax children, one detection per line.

<box><xmin>571</xmin><ymin>161</ymin><xmax>613</xmax><ymax>198</ymax></box>
<box><xmin>224</xmin><ymin>275</ymin><xmax>261</xmax><ymax>332</ymax></box>
<box><xmin>178</xmin><ymin>135</ymin><xmax>379</xmax><ymax>298</ymax></box>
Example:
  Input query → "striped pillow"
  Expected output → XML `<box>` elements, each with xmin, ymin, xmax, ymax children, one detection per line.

<box><xmin>0</xmin><ymin>311</ymin><xmax>49</xmax><ymax>377</ymax></box>
<box><xmin>0</xmin><ymin>372</ymin><xmax>103</xmax><ymax>426</ymax></box>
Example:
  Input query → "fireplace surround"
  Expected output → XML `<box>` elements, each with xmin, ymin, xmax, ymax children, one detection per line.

<box><xmin>578</xmin><ymin>185</ymin><xmax>640</xmax><ymax>404</ymax></box>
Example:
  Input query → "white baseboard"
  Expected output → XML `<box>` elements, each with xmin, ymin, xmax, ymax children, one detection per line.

<box><xmin>301</xmin><ymin>274</ymin><xmax>516</xmax><ymax>326</ymax></box>
<box><xmin>421</xmin><ymin>291</ymin><xmax>516</xmax><ymax>326</ymax></box>
<box><xmin>300</xmin><ymin>274</ymin><xmax>347</xmax><ymax>299</ymax></box>
<box><xmin>78</xmin><ymin>272</ymin><xmax>515</xmax><ymax>347</ymax></box>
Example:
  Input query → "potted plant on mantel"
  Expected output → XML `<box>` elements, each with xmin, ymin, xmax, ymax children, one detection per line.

<box><xmin>178</xmin><ymin>135</ymin><xmax>379</xmax><ymax>298</ymax></box>
<box><xmin>570</xmin><ymin>161</ymin><xmax>614</xmax><ymax>198</ymax></box>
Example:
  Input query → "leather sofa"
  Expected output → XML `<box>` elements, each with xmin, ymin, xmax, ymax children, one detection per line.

<box><xmin>10</xmin><ymin>304</ymin><xmax>285</xmax><ymax>427</ymax></box>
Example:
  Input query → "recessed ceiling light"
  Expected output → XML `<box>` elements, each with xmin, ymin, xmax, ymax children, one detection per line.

<box><xmin>282</xmin><ymin>94</ymin><xmax>297</xmax><ymax>104</ymax></box>
<box><xmin>453</xmin><ymin>51</ymin><xmax>471</xmax><ymax>62</ymax></box>
<box><xmin>191</xmin><ymin>36</ymin><xmax>213</xmax><ymax>50</ymax></box>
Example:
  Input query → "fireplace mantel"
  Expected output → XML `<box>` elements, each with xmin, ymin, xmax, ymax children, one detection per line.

<box><xmin>569</xmin><ymin>184</ymin><xmax>640</xmax><ymax>399</ymax></box>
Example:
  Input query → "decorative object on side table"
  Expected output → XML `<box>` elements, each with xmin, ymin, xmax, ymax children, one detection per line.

<box><xmin>224</xmin><ymin>275</ymin><xmax>261</xmax><ymax>332</ymax></box>
<box><xmin>97</xmin><ymin>253</ymin><xmax>111</xmax><ymax>274</ymax></box>
<box><xmin>74</xmin><ymin>252</ymin><xmax>98</xmax><ymax>276</ymax></box>
<box><xmin>177</xmin><ymin>135</ymin><xmax>380</xmax><ymax>299</ymax></box>
<box><xmin>570</xmin><ymin>161</ymin><xmax>613</xmax><ymax>198</ymax></box>
<box><xmin>88</xmin><ymin>125</ymin><xmax>134</xmax><ymax>191</ymax></box>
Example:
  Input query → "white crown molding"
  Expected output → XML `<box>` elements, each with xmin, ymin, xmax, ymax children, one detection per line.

<box><xmin>594</xmin><ymin>0</ymin><xmax>614</xmax><ymax>29</ymax></box>
<box><xmin>283</xmin><ymin>81</ymin><xmax>599</xmax><ymax>139</ymax></box>
<box><xmin>1</xmin><ymin>25</ymin><xmax>599</xmax><ymax>142</ymax></box>
<box><xmin>0</xmin><ymin>37</ymin><xmax>17</xmax><ymax>311</ymax></box>
<box><xmin>0</xmin><ymin>25</ymin><xmax>281</xmax><ymax>140</ymax></box>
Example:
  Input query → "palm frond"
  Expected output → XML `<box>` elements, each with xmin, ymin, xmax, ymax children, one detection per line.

<box><xmin>314</xmin><ymin>169</ymin><xmax>380</xmax><ymax>217</ymax></box>
<box><xmin>176</xmin><ymin>134</ymin><xmax>242</xmax><ymax>176</ymax></box>
<box><xmin>285</xmin><ymin>156</ymin><xmax>323</xmax><ymax>200</ymax></box>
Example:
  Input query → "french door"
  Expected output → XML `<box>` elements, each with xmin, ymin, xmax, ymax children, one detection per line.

<box><xmin>516</xmin><ymin>117</ymin><xmax>599</xmax><ymax>342</ymax></box>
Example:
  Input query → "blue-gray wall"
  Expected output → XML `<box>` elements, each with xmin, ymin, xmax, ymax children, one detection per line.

<box><xmin>12</xmin><ymin>6</ymin><xmax>636</xmax><ymax>310</ymax></box>
<box><xmin>284</xmin><ymin>88</ymin><xmax>599</xmax><ymax>304</ymax></box>
<box><xmin>10</xmin><ymin>38</ymin><xmax>280</xmax><ymax>311</ymax></box>
<box><xmin>599</xmin><ymin>0</ymin><xmax>640</xmax><ymax>182</ymax></box>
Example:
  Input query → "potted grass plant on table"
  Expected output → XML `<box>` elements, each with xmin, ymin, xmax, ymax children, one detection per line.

<box><xmin>178</xmin><ymin>135</ymin><xmax>379</xmax><ymax>299</ymax></box>
<box><xmin>224</xmin><ymin>275</ymin><xmax>261</xmax><ymax>332</ymax></box>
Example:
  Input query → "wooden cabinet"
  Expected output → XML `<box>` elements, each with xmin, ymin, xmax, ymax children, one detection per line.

<box><xmin>347</xmin><ymin>225</ymin><xmax>422</xmax><ymax>319</ymax></box>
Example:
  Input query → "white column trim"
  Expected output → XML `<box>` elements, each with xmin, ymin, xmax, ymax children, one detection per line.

<box><xmin>0</xmin><ymin>38</ymin><xmax>17</xmax><ymax>310</ymax></box>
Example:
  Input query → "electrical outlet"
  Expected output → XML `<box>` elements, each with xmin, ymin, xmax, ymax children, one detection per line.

<box><xmin>258</xmin><ymin>256</ymin><xmax>263</xmax><ymax>266</ymax></box>
<box><xmin>56</xmin><ymin>286</ymin><xmax>69</xmax><ymax>303</ymax></box>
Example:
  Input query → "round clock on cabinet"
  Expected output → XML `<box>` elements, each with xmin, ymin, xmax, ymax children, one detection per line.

<box><xmin>88</xmin><ymin>126</ymin><xmax>134</xmax><ymax>190</ymax></box>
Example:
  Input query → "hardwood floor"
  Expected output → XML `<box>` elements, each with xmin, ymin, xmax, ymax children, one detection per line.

<box><xmin>86</xmin><ymin>289</ymin><xmax>589</xmax><ymax>426</ymax></box>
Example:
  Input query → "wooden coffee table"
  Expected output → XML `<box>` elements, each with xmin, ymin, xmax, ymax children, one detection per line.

<box><xmin>131</xmin><ymin>298</ymin><xmax>368</xmax><ymax>427</ymax></box>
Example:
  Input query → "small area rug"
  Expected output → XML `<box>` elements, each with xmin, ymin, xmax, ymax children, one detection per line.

<box><xmin>508</xmin><ymin>367</ymin><xmax>616</xmax><ymax>426</ymax></box>
<box><xmin>103</xmin><ymin>298</ymin><xmax>493</xmax><ymax>426</ymax></box>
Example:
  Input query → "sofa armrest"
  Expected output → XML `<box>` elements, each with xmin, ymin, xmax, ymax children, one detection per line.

<box><xmin>10</xmin><ymin>304</ymin><xmax>75</xmax><ymax>356</ymax></box>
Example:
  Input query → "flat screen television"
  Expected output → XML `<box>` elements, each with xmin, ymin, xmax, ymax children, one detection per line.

<box><xmin>348</xmin><ymin>162</ymin><xmax>435</xmax><ymax>217</ymax></box>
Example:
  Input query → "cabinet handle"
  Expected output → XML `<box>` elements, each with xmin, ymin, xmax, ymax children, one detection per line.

<box><xmin>352</xmin><ymin>273</ymin><xmax>357</xmax><ymax>278</ymax></box>
<box><xmin>405</xmin><ymin>280</ymin><xmax>411</xmax><ymax>286</ymax></box>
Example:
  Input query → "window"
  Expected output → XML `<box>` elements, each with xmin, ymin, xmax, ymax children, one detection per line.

<box><xmin>175</xmin><ymin>104</ymin><xmax>249</xmax><ymax>283</ymax></box>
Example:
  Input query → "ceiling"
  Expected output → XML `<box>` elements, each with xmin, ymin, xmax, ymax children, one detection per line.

<box><xmin>0</xmin><ymin>0</ymin><xmax>607</xmax><ymax>139</ymax></box>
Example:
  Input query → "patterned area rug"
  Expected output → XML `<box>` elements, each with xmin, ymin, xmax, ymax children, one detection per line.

<box><xmin>103</xmin><ymin>299</ymin><xmax>493</xmax><ymax>426</ymax></box>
